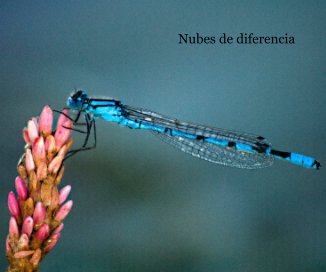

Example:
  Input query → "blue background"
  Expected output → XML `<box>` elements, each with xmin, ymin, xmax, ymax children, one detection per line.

<box><xmin>1</xmin><ymin>1</ymin><xmax>325</xmax><ymax>271</ymax></box>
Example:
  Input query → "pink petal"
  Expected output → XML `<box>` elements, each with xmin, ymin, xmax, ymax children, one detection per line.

<box><xmin>44</xmin><ymin>233</ymin><xmax>61</xmax><ymax>252</ymax></box>
<box><xmin>55</xmin><ymin>200</ymin><xmax>73</xmax><ymax>221</ymax></box>
<box><xmin>8</xmin><ymin>192</ymin><xmax>20</xmax><ymax>218</ymax></box>
<box><xmin>57</xmin><ymin>109</ymin><xmax>70</xmax><ymax>128</ymax></box>
<box><xmin>9</xmin><ymin>217</ymin><xmax>19</xmax><ymax>238</ymax></box>
<box><xmin>25</xmin><ymin>148</ymin><xmax>35</xmax><ymax>172</ymax></box>
<box><xmin>22</xmin><ymin>216</ymin><xmax>34</xmax><ymax>237</ymax></box>
<box><xmin>35</xmin><ymin>224</ymin><xmax>50</xmax><ymax>242</ymax></box>
<box><xmin>59</xmin><ymin>185</ymin><xmax>71</xmax><ymax>204</ymax></box>
<box><xmin>15</xmin><ymin>176</ymin><xmax>28</xmax><ymax>201</ymax></box>
<box><xmin>33</xmin><ymin>202</ymin><xmax>46</xmax><ymax>226</ymax></box>
<box><xmin>27</xmin><ymin>119</ymin><xmax>39</xmax><ymax>143</ymax></box>
<box><xmin>39</xmin><ymin>105</ymin><xmax>53</xmax><ymax>136</ymax></box>
<box><xmin>54</xmin><ymin>120</ymin><xmax>73</xmax><ymax>149</ymax></box>
<box><xmin>23</xmin><ymin>128</ymin><xmax>31</xmax><ymax>145</ymax></box>
<box><xmin>32</xmin><ymin>137</ymin><xmax>46</xmax><ymax>162</ymax></box>
<box><xmin>53</xmin><ymin>223</ymin><xmax>64</xmax><ymax>234</ymax></box>
<box><xmin>32</xmin><ymin>117</ymin><xmax>39</xmax><ymax>131</ymax></box>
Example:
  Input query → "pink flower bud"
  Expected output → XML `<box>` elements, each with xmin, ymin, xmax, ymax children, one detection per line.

<box><xmin>23</xmin><ymin>128</ymin><xmax>31</xmax><ymax>145</ymax></box>
<box><xmin>27</xmin><ymin>119</ymin><xmax>39</xmax><ymax>143</ymax></box>
<box><xmin>44</xmin><ymin>233</ymin><xmax>60</xmax><ymax>252</ymax></box>
<box><xmin>54</xmin><ymin>120</ymin><xmax>73</xmax><ymax>149</ymax></box>
<box><xmin>32</xmin><ymin>137</ymin><xmax>46</xmax><ymax>162</ymax></box>
<box><xmin>32</xmin><ymin>117</ymin><xmax>38</xmax><ymax>129</ymax></box>
<box><xmin>22</xmin><ymin>216</ymin><xmax>34</xmax><ymax>237</ymax></box>
<box><xmin>55</xmin><ymin>200</ymin><xmax>73</xmax><ymax>221</ymax></box>
<box><xmin>6</xmin><ymin>235</ymin><xmax>11</xmax><ymax>254</ymax></box>
<box><xmin>57</xmin><ymin>109</ymin><xmax>70</xmax><ymax>128</ymax></box>
<box><xmin>59</xmin><ymin>185</ymin><xmax>71</xmax><ymax>204</ymax></box>
<box><xmin>8</xmin><ymin>192</ymin><xmax>20</xmax><ymax>219</ymax></box>
<box><xmin>39</xmin><ymin>105</ymin><xmax>53</xmax><ymax>136</ymax></box>
<box><xmin>25</xmin><ymin>148</ymin><xmax>35</xmax><ymax>172</ymax></box>
<box><xmin>53</xmin><ymin>223</ymin><xmax>64</xmax><ymax>234</ymax></box>
<box><xmin>9</xmin><ymin>217</ymin><xmax>19</xmax><ymax>238</ymax></box>
<box><xmin>17</xmin><ymin>233</ymin><xmax>29</xmax><ymax>250</ymax></box>
<box><xmin>35</xmin><ymin>224</ymin><xmax>50</xmax><ymax>242</ymax></box>
<box><xmin>48</xmin><ymin>154</ymin><xmax>64</xmax><ymax>174</ymax></box>
<box><xmin>14</xmin><ymin>250</ymin><xmax>35</xmax><ymax>259</ymax></box>
<box><xmin>15</xmin><ymin>176</ymin><xmax>28</xmax><ymax>201</ymax></box>
<box><xmin>33</xmin><ymin>202</ymin><xmax>46</xmax><ymax>225</ymax></box>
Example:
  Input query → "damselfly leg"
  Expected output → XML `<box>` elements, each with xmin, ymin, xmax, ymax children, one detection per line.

<box><xmin>53</xmin><ymin>109</ymin><xmax>97</xmax><ymax>159</ymax></box>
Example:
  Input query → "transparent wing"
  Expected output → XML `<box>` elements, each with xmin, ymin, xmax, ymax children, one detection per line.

<box><xmin>123</xmin><ymin>105</ymin><xmax>274</xmax><ymax>169</ymax></box>
<box><xmin>152</xmin><ymin>131</ymin><xmax>273</xmax><ymax>169</ymax></box>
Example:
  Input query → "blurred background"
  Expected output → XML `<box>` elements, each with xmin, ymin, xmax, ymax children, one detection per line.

<box><xmin>1</xmin><ymin>1</ymin><xmax>325</xmax><ymax>271</ymax></box>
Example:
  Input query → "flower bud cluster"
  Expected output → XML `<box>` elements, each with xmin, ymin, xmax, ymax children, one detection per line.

<box><xmin>7</xmin><ymin>106</ymin><xmax>74</xmax><ymax>271</ymax></box>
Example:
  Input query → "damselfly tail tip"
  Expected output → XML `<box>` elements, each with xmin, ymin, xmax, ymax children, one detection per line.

<box><xmin>313</xmin><ymin>160</ymin><xmax>321</xmax><ymax>170</ymax></box>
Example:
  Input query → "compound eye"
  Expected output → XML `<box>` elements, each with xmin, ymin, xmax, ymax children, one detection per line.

<box><xmin>72</xmin><ymin>90</ymin><xmax>84</xmax><ymax>101</ymax></box>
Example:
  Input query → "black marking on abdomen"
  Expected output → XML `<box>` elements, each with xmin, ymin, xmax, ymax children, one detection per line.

<box><xmin>196</xmin><ymin>135</ymin><xmax>206</xmax><ymax>141</ymax></box>
<box><xmin>138</xmin><ymin>120</ymin><xmax>142</xmax><ymax>128</ymax></box>
<box><xmin>253</xmin><ymin>143</ymin><xmax>270</xmax><ymax>153</ymax></box>
<box><xmin>270</xmin><ymin>149</ymin><xmax>291</xmax><ymax>159</ymax></box>
<box><xmin>228</xmin><ymin>141</ymin><xmax>236</xmax><ymax>148</ymax></box>
<box><xmin>257</xmin><ymin>136</ymin><xmax>265</xmax><ymax>140</ymax></box>
<box><xmin>164</xmin><ymin>127</ymin><xmax>173</xmax><ymax>136</ymax></box>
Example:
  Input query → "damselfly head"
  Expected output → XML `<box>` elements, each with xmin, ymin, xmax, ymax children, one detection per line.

<box><xmin>68</xmin><ymin>90</ymin><xmax>88</xmax><ymax>110</ymax></box>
